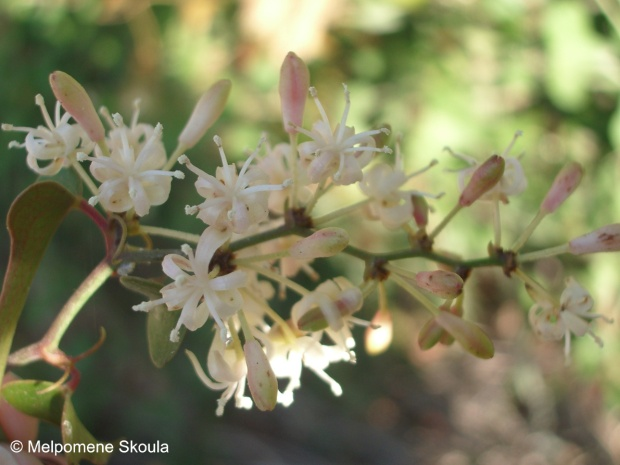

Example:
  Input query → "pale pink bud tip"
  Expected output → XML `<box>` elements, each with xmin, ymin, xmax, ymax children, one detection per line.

<box><xmin>459</xmin><ymin>155</ymin><xmax>505</xmax><ymax>207</ymax></box>
<box><xmin>411</xmin><ymin>195</ymin><xmax>429</xmax><ymax>228</ymax></box>
<box><xmin>49</xmin><ymin>70</ymin><xmax>104</xmax><ymax>142</ymax></box>
<box><xmin>244</xmin><ymin>340</ymin><xmax>278</xmax><ymax>412</ymax></box>
<box><xmin>569</xmin><ymin>223</ymin><xmax>620</xmax><ymax>255</ymax></box>
<box><xmin>289</xmin><ymin>227</ymin><xmax>349</xmax><ymax>259</ymax></box>
<box><xmin>178</xmin><ymin>79</ymin><xmax>232</xmax><ymax>149</ymax></box>
<box><xmin>541</xmin><ymin>162</ymin><xmax>583</xmax><ymax>214</ymax></box>
<box><xmin>415</xmin><ymin>270</ymin><xmax>464</xmax><ymax>299</ymax></box>
<box><xmin>279</xmin><ymin>51</ymin><xmax>310</xmax><ymax>134</ymax></box>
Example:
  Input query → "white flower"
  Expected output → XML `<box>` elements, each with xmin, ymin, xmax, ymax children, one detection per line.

<box><xmin>133</xmin><ymin>226</ymin><xmax>247</xmax><ymax>343</ymax></box>
<box><xmin>291</xmin><ymin>277</ymin><xmax>365</xmax><ymax>360</ymax></box>
<box><xmin>256</xmin><ymin>141</ymin><xmax>313</xmax><ymax>214</ymax></box>
<box><xmin>296</xmin><ymin>85</ymin><xmax>391</xmax><ymax>185</ymax></box>
<box><xmin>262</xmin><ymin>329</ymin><xmax>350</xmax><ymax>407</ymax></box>
<box><xmin>360</xmin><ymin>158</ymin><xmax>438</xmax><ymax>229</ymax></box>
<box><xmin>80</xmin><ymin>111</ymin><xmax>183</xmax><ymax>216</ymax></box>
<box><xmin>528</xmin><ymin>277</ymin><xmax>613</xmax><ymax>363</ymax></box>
<box><xmin>186</xmin><ymin>335</ymin><xmax>252</xmax><ymax>416</ymax></box>
<box><xmin>182</xmin><ymin>136</ymin><xmax>289</xmax><ymax>234</ymax></box>
<box><xmin>2</xmin><ymin>94</ymin><xmax>91</xmax><ymax>176</ymax></box>
<box><xmin>360</xmin><ymin>163</ymin><xmax>412</xmax><ymax>229</ymax></box>
<box><xmin>450</xmin><ymin>131</ymin><xmax>527</xmax><ymax>203</ymax></box>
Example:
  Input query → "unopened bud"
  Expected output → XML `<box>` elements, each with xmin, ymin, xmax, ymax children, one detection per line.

<box><xmin>49</xmin><ymin>71</ymin><xmax>104</xmax><ymax>142</ymax></box>
<box><xmin>178</xmin><ymin>79</ymin><xmax>232</xmax><ymax>149</ymax></box>
<box><xmin>415</xmin><ymin>270</ymin><xmax>464</xmax><ymax>299</ymax></box>
<box><xmin>244</xmin><ymin>340</ymin><xmax>278</xmax><ymax>412</ymax></box>
<box><xmin>417</xmin><ymin>303</ymin><xmax>462</xmax><ymax>350</ymax></box>
<box><xmin>411</xmin><ymin>195</ymin><xmax>429</xmax><ymax>228</ymax></box>
<box><xmin>296</xmin><ymin>286</ymin><xmax>363</xmax><ymax>332</ymax></box>
<box><xmin>459</xmin><ymin>155</ymin><xmax>505</xmax><ymax>207</ymax></box>
<box><xmin>279</xmin><ymin>51</ymin><xmax>310</xmax><ymax>134</ymax></box>
<box><xmin>289</xmin><ymin>227</ymin><xmax>349</xmax><ymax>259</ymax></box>
<box><xmin>569</xmin><ymin>223</ymin><xmax>620</xmax><ymax>255</ymax></box>
<box><xmin>418</xmin><ymin>317</ymin><xmax>446</xmax><ymax>350</ymax></box>
<box><xmin>434</xmin><ymin>311</ymin><xmax>494</xmax><ymax>359</ymax></box>
<box><xmin>365</xmin><ymin>308</ymin><xmax>393</xmax><ymax>355</ymax></box>
<box><xmin>541</xmin><ymin>162</ymin><xmax>583</xmax><ymax>214</ymax></box>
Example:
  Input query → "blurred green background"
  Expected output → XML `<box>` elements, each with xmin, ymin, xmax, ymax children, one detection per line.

<box><xmin>1</xmin><ymin>0</ymin><xmax>620</xmax><ymax>464</ymax></box>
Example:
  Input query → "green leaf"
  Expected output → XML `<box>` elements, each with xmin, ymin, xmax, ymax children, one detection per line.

<box><xmin>61</xmin><ymin>395</ymin><xmax>114</xmax><ymax>465</ymax></box>
<box><xmin>37</xmin><ymin>168</ymin><xmax>83</xmax><ymax>198</ymax></box>
<box><xmin>119</xmin><ymin>276</ymin><xmax>165</xmax><ymax>298</ymax></box>
<box><xmin>120</xmin><ymin>276</ymin><xmax>186</xmax><ymax>368</ymax></box>
<box><xmin>1</xmin><ymin>379</ymin><xmax>66</xmax><ymax>425</ymax></box>
<box><xmin>0</xmin><ymin>182</ymin><xmax>78</xmax><ymax>379</ymax></box>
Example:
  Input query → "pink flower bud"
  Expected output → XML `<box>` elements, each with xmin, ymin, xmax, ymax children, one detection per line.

<box><xmin>279</xmin><ymin>51</ymin><xmax>310</xmax><ymax>134</ymax></box>
<box><xmin>569</xmin><ymin>223</ymin><xmax>620</xmax><ymax>254</ymax></box>
<box><xmin>540</xmin><ymin>162</ymin><xmax>583</xmax><ymax>214</ymax></box>
<box><xmin>459</xmin><ymin>155</ymin><xmax>505</xmax><ymax>207</ymax></box>
<box><xmin>178</xmin><ymin>79</ymin><xmax>232</xmax><ymax>149</ymax></box>
<box><xmin>415</xmin><ymin>270</ymin><xmax>464</xmax><ymax>299</ymax></box>
<box><xmin>411</xmin><ymin>195</ymin><xmax>429</xmax><ymax>228</ymax></box>
<box><xmin>244</xmin><ymin>340</ymin><xmax>278</xmax><ymax>412</ymax></box>
<box><xmin>49</xmin><ymin>70</ymin><xmax>104</xmax><ymax>142</ymax></box>
<box><xmin>289</xmin><ymin>227</ymin><xmax>349</xmax><ymax>259</ymax></box>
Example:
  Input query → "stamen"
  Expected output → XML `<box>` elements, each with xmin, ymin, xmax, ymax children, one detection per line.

<box><xmin>131</xmin><ymin>99</ymin><xmax>141</xmax><ymax>128</ymax></box>
<box><xmin>132</xmin><ymin>298</ymin><xmax>165</xmax><ymax>311</ymax></box>
<box><xmin>135</xmin><ymin>123</ymin><xmax>163</xmax><ymax>168</ymax></box>
<box><xmin>213</xmin><ymin>135</ymin><xmax>235</xmax><ymax>186</ymax></box>
<box><xmin>309</xmin><ymin>87</ymin><xmax>331</xmax><ymax>127</ymax></box>
<box><xmin>237</xmin><ymin>137</ymin><xmax>265</xmax><ymax>180</ymax></box>
<box><xmin>180</xmin><ymin>243</ymin><xmax>193</xmax><ymax>257</ymax></box>
<box><xmin>336</xmin><ymin>84</ymin><xmax>351</xmax><ymax>142</ymax></box>
<box><xmin>35</xmin><ymin>94</ymin><xmax>55</xmax><ymax>131</ymax></box>
<box><xmin>501</xmin><ymin>130</ymin><xmax>523</xmax><ymax>157</ymax></box>
<box><xmin>185</xmin><ymin>205</ymin><xmax>199</xmax><ymax>215</ymax></box>
<box><xmin>99</xmin><ymin>106</ymin><xmax>115</xmax><ymax>128</ymax></box>
<box><xmin>406</xmin><ymin>159</ymin><xmax>439</xmax><ymax>181</ymax></box>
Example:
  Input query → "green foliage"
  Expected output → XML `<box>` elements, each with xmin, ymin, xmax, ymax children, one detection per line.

<box><xmin>0</xmin><ymin>182</ymin><xmax>77</xmax><ymax>378</ymax></box>
<box><xmin>1</xmin><ymin>379</ymin><xmax>65</xmax><ymax>425</ymax></box>
<box><xmin>61</xmin><ymin>395</ymin><xmax>114</xmax><ymax>465</ymax></box>
<box><xmin>120</xmin><ymin>276</ymin><xmax>186</xmax><ymax>368</ymax></box>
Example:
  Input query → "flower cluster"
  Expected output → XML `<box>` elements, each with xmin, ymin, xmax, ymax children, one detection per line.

<box><xmin>2</xmin><ymin>53</ymin><xmax>617</xmax><ymax>420</ymax></box>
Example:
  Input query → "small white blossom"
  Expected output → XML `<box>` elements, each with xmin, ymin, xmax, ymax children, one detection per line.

<box><xmin>450</xmin><ymin>131</ymin><xmax>527</xmax><ymax>203</ymax></box>
<box><xmin>296</xmin><ymin>85</ymin><xmax>391</xmax><ymax>185</ymax></box>
<box><xmin>133</xmin><ymin>226</ymin><xmax>246</xmax><ymax>343</ymax></box>
<box><xmin>291</xmin><ymin>277</ymin><xmax>365</xmax><ymax>360</ymax></box>
<box><xmin>2</xmin><ymin>94</ymin><xmax>91</xmax><ymax>176</ymax></box>
<box><xmin>360</xmin><ymin>156</ymin><xmax>439</xmax><ymax>230</ymax></box>
<box><xmin>186</xmin><ymin>336</ymin><xmax>252</xmax><ymax>416</ymax></box>
<box><xmin>182</xmin><ymin>136</ymin><xmax>289</xmax><ymax>234</ymax></box>
<box><xmin>81</xmin><ymin>110</ymin><xmax>183</xmax><ymax>216</ymax></box>
<box><xmin>262</xmin><ymin>330</ymin><xmax>349</xmax><ymax>406</ymax></box>
<box><xmin>528</xmin><ymin>277</ymin><xmax>613</xmax><ymax>363</ymax></box>
<box><xmin>256</xmin><ymin>141</ymin><xmax>313</xmax><ymax>214</ymax></box>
